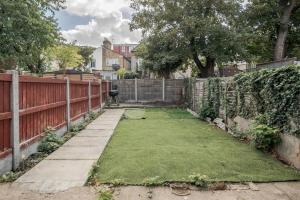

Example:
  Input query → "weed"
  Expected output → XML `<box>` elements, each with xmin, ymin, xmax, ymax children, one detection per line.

<box><xmin>98</xmin><ymin>190</ymin><xmax>113</xmax><ymax>200</ymax></box>
<box><xmin>38</xmin><ymin>129</ymin><xmax>64</xmax><ymax>154</ymax></box>
<box><xmin>110</xmin><ymin>178</ymin><xmax>125</xmax><ymax>186</ymax></box>
<box><xmin>188</xmin><ymin>174</ymin><xmax>209</xmax><ymax>188</ymax></box>
<box><xmin>0</xmin><ymin>171</ymin><xmax>22</xmax><ymax>182</ymax></box>
<box><xmin>142</xmin><ymin>176</ymin><xmax>162</xmax><ymax>186</ymax></box>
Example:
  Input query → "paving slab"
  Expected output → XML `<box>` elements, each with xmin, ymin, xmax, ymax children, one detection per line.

<box><xmin>113</xmin><ymin>183</ymin><xmax>300</xmax><ymax>200</ymax></box>
<box><xmin>46</xmin><ymin>146</ymin><xmax>104</xmax><ymax>160</ymax></box>
<box><xmin>64</xmin><ymin>136</ymin><xmax>110</xmax><ymax>147</ymax></box>
<box><xmin>16</xmin><ymin>160</ymin><xmax>94</xmax><ymax>182</ymax></box>
<box><xmin>14</xmin><ymin>109</ymin><xmax>125</xmax><ymax>193</ymax></box>
<box><xmin>76</xmin><ymin>129</ymin><xmax>114</xmax><ymax>137</ymax></box>
<box><xmin>86</xmin><ymin>124</ymin><xmax>117</xmax><ymax>130</ymax></box>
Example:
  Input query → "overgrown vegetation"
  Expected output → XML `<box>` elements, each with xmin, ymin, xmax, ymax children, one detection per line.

<box><xmin>38</xmin><ymin>128</ymin><xmax>64</xmax><ymax>154</ymax></box>
<box><xmin>198</xmin><ymin>65</ymin><xmax>300</xmax><ymax>137</ymax></box>
<box><xmin>251</xmin><ymin>124</ymin><xmax>281</xmax><ymax>152</ymax></box>
<box><xmin>234</xmin><ymin>65</ymin><xmax>300</xmax><ymax>135</ymax></box>
<box><xmin>199</xmin><ymin>78</ymin><xmax>221</xmax><ymax>120</ymax></box>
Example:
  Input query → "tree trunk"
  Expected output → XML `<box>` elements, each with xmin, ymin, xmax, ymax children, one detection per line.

<box><xmin>274</xmin><ymin>0</ymin><xmax>297</xmax><ymax>61</ymax></box>
<box><xmin>198</xmin><ymin>57</ymin><xmax>215</xmax><ymax>78</ymax></box>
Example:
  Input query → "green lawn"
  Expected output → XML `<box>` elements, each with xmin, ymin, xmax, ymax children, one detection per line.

<box><xmin>92</xmin><ymin>108</ymin><xmax>300</xmax><ymax>185</ymax></box>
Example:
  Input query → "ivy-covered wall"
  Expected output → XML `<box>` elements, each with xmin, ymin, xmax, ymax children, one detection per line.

<box><xmin>188</xmin><ymin>65</ymin><xmax>300</xmax><ymax>136</ymax></box>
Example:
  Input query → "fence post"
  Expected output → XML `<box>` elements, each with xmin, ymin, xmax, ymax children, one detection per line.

<box><xmin>162</xmin><ymin>78</ymin><xmax>165</xmax><ymax>102</ymax></box>
<box><xmin>66</xmin><ymin>78</ymin><xmax>71</xmax><ymax>131</ymax></box>
<box><xmin>135</xmin><ymin>78</ymin><xmax>138</xmax><ymax>102</ymax></box>
<box><xmin>88</xmin><ymin>81</ymin><xmax>92</xmax><ymax>112</ymax></box>
<box><xmin>106</xmin><ymin>81</ymin><xmax>109</xmax><ymax>98</ymax></box>
<box><xmin>100</xmin><ymin>81</ymin><xmax>103</xmax><ymax>109</ymax></box>
<box><xmin>11</xmin><ymin>70</ymin><xmax>20</xmax><ymax>170</ymax></box>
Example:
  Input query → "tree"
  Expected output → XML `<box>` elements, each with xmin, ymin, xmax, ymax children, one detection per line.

<box><xmin>134</xmin><ymin>32</ymin><xmax>185</xmax><ymax>78</ymax></box>
<box><xmin>130</xmin><ymin>0</ymin><xmax>247</xmax><ymax>78</ymax></box>
<box><xmin>77</xmin><ymin>46</ymin><xmax>96</xmax><ymax>70</ymax></box>
<box><xmin>246</xmin><ymin>0</ymin><xmax>300</xmax><ymax>61</ymax></box>
<box><xmin>117</xmin><ymin>68</ymin><xmax>126</xmax><ymax>79</ymax></box>
<box><xmin>0</xmin><ymin>0</ymin><xmax>64</xmax><ymax>71</ymax></box>
<box><xmin>46</xmin><ymin>44</ymin><xmax>84</xmax><ymax>70</ymax></box>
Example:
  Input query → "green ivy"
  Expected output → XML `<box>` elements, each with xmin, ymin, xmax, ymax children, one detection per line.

<box><xmin>234</xmin><ymin>65</ymin><xmax>300</xmax><ymax>135</ymax></box>
<box><xmin>197</xmin><ymin>65</ymin><xmax>300</xmax><ymax>136</ymax></box>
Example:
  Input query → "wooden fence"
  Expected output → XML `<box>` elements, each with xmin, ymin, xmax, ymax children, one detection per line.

<box><xmin>0</xmin><ymin>72</ymin><xmax>110</xmax><ymax>173</ymax></box>
<box><xmin>112</xmin><ymin>79</ymin><xmax>185</xmax><ymax>104</ymax></box>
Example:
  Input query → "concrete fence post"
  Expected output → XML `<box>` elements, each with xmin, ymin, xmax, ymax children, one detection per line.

<box><xmin>99</xmin><ymin>81</ymin><xmax>103</xmax><ymax>109</ymax></box>
<box><xmin>135</xmin><ymin>78</ymin><xmax>138</xmax><ymax>102</ymax></box>
<box><xmin>66</xmin><ymin>78</ymin><xmax>71</xmax><ymax>131</ymax></box>
<box><xmin>88</xmin><ymin>81</ymin><xmax>92</xmax><ymax>112</ymax></box>
<box><xmin>106</xmin><ymin>81</ymin><xmax>109</xmax><ymax>97</ymax></box>
<box><xmin>10</xmin><ymin>70</ymin><xmax>20</xmax><ymax>170</ymax></box>
<box><xmin>162</xmin><ymin>78</ymin><xmax>165</xmax><ymax>102</ymax></box>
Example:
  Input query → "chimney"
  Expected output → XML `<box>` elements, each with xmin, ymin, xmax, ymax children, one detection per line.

<box><xmin>103</xmin><ymin>38</ymin><xmax>112</xmax><ymax>50</ymax></box>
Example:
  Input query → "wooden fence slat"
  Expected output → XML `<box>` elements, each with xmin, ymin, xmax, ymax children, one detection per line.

<box><xmin>0</xmin><ymin>74</ymin><xmax>109</xmax><ymax>157</ymax></box>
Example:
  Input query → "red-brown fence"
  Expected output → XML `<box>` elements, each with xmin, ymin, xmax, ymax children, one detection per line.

<box><xmin>19</xmin><ymin>76</ymin><xmax>67</xmax><ymax>148</ymax></box>
<box><xmin>102</xmin><ymin>81</ymin><xmax>111</xmax><ymax>103</ymax></box>
<box><xmin>0</xmin><ymin>73</ymin><xmax>110</xmax><ymax>164</ymax></box>
<box><xmin>0</xmin><ymin>74</ymin><xmax>12</xmax><ymax>158</ymax></box>
<box><xmin>70</xmin><ymin>81</ymin><xmax>89</xmax><ymax>121</ymax></box>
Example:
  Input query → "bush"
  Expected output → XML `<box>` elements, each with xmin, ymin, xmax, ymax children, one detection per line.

<box><xmin>252</xmin><ymin>124</ymin><xmax>281</xmax><ymax>152</ymax></box>
<box><xmin>188</xmin><ymin>174</ymin><xmax>209</xmax><ymax>188</ymax></box>
<box><xmin>199</xmin><ymin>104</ymin><xmax>217</xmax><ymax>120</ymax></box>
<box><xmin>38</xmin><ymin>130</ymin><xmax>64</xmax><ymax>154</ymax></box>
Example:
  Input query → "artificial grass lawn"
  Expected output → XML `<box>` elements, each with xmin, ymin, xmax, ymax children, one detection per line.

<box><xmin>93</xmin><ymin>108</ymin><xmax>300</xmax><ymax>184</ymax></box>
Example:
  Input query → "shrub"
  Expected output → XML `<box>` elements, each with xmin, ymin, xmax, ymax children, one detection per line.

<box><xmin>199</xmin><ymin>104</ymin><xmax>217</xmax><ymax>120</ymax></box>
<box><xmin>38</xmin><ymin>130</ymin><xmax>64</xmax><ymax>154</ymax></box>
<box><xmin>252</xmin><ymin>124</ymin><xmax>281</xmax><ymax>152</ymax></box>
<box><xmin>188</xmin><ymin>174</ymin><xmax>209</xmax><ymax>188</ymax></box>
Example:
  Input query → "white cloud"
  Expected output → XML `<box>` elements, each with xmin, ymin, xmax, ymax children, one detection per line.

<box><xmin>60</xmin><ymin>0</ymin><xmax>141</xmax><ymax>46</ymax></box>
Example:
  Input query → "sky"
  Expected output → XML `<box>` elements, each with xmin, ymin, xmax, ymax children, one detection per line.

<box><xmin>55</xmin><ymin>0</ymin><xmax>142</xmax><ymax>47</ymax></box>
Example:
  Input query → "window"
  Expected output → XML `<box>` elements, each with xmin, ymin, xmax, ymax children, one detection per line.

<box><xmin>121</xmin><ymin>46</ymin><xmax>126</xmax><ymax>53</ymax></box>
<box><xmin>106</xmin><ymin>58</ymin><xmax>119</xmax><ymax>66</ymax></box>
<box><xmin>91</xmin><ymin>59</ymin><xmax>96</xmax><ymax>68</ymax></box>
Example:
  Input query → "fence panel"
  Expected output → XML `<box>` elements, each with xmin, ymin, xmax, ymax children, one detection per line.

<box><xmin>91</xmin><ymin>82</ymin><xmax>101</xmax><ymax>109</ymax></box>
<box><xmin>165</xmin><ymin>79</ymin><xmax>185</xmax><ymax>103</ymax></box>
<box><xmin>138</xmin><ymin>79</ymin><xmax>163</xmax><ymax>102</ymax></box>
<box><xmin>0</xmin><ymin>74</ymin><xmax>12</xmax><ymax>157</ymax></box>
<box><xmin>113</xmin><ymin>80</ymin><xmax>135</xmax><ymax>102</ymax></box>
<box><xmin>70</xmin><ymin>81</ymin><xmax>89</xmax><ymax>121</ymax></box>
<box><xmin>19</xmin><ymin>76</ymin><xmax>67</xmax><ymax>145</ymax></box>
<box><xmin>102</xmin><ymin>81</ymin><xmax>110</xmax><ymax>103</ymax></box>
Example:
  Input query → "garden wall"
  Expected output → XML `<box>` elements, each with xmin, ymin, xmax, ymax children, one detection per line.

<box><xmin>187</xmin><ymin>65</ymin><xmax>300</xmax><ymax>169</ymax></box>
<box><xmin>112</xmin><ymin>79</ymin><xmax>185</xmax><ymax>104</ymax></box>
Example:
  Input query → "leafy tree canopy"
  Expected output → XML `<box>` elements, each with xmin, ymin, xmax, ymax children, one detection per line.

<box><xmin>0</xmin><ymin>0</ymin><xmax>65</xmax><ymax>71</ymax></box>
<box><xmin>245</xmin><ymin>0</ymin><xmax>300</xmax><ymax>62</ymax></box>
<box><xmin>130</xmin><ymin>0</ymin><xmax>248</xmax><ymax>78</ymax></box>
<box><xmin>46</xmin><ymin>44</ymin><xmax>84</xmax><ymax>70</ymax></box>
<box><xmin>77</xmin><ymin>46</ymin><xmax>96</xmax><ymax>70</ymax></box>
<box><xmin>134</xmin><ymin>31</ymin><xmax>185</xmax><ymax>78</ymax></box>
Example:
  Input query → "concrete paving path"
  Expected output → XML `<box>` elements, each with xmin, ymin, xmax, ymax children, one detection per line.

<box><xmin>14</xmin><ymin>109</ymin><xmax>124</xmax><ymax>193</ymax></box>
<box><xmin>114</xmin><ymin>182</ymin><xmax>300</xmax><ymax>200</ymax></box>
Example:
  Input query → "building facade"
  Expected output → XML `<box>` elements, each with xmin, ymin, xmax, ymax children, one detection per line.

<box><xmin>89</xmin><ymin>39</ymin><xmax>131</xmax><ymax>80</ymax></box>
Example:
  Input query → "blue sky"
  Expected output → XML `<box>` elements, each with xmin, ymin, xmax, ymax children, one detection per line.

<box><xmin>56</xmin><ymin>11</ymin><xmax>92</xmax><ymax>31</ymax></box>
<box><xmin>55</xmin><ymin>0</ymin><xmax>141</xmax><ymax>47</ymax></box>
